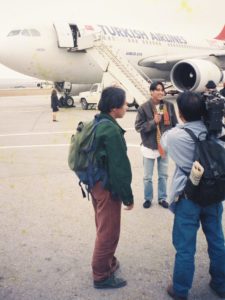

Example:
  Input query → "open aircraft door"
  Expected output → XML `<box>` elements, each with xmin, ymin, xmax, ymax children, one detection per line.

<box><xmin>53</xmin><ymin>22</ymin><xmax>74</xmax><ymax>48</ymax></box>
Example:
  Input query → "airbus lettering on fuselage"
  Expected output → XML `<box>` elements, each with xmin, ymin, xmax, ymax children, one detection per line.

<box><xmin>97</xmin><ymin>24</ymin><xmax>187</xmax><ymax>44</ymax></box>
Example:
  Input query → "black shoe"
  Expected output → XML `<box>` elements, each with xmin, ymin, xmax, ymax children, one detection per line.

<box><xmin>94</xmin><ymin>274</ymin><xmax>127</xmax><ymax>289</ymax></box>
<box><xmin>143</xmin><ymin>200</ymin><xmax>151</xmax><ymax>208</ymax></box>
<box><xmin>209</xmin><ymin>281</ymin><xmax>225</xmax><ymax>298</ymax></box>
<box><xmin>167</xmin><ymin>284</ymin><xmax>188</xmax><ymax>300</ymax></box>
<box><xmin>159</xmin><ymin>200</ymin><xmax>169</xmax><ymax>209</ymax></box>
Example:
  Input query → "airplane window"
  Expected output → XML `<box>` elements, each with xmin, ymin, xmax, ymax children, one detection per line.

<box><xmin>21</xmin><ymin>29</ymin><xmax>31</xmax><ymax>36</ymax></box>
<box><xmin>7</xmin><ymin>30</ymin><xmax>21</xmax><ymax>36</ymax></box>
<box><xmin>30</xmin><ymin>29</ymin><xmax>40</xmax><ymax>36</ymax></box>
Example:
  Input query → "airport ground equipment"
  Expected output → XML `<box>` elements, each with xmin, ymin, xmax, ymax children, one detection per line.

<box><xmin>55</xmin><ymin>30</ymin><xmax>152</xmax><ymax>108</ymax></box>
<box><xmin>86</xmin><ymin>37</ymin><xmax>151</xmax><ymax>107</ymax></box>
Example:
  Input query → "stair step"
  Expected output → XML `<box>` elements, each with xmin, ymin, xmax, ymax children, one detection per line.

<box><xmin>89</xmin><ymin>42</ymin><xmax>152</xmax><ymax>104</ymax></box>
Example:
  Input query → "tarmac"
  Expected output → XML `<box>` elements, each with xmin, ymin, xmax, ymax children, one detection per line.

<box><xmin>0</xmin><ymin>93</ymin><xmax>224</xmax><ymax>300</ymax></box>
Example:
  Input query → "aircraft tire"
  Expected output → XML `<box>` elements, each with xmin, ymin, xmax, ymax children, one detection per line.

<box><xmin>81</xmin><ymin>98</ymin><xmax>88</xmax><ymax>110</ymax></box>
<box><xmin>66</xmin><ymin>96</ymin><xmax>74</xmax><ymax>107</ymax></box>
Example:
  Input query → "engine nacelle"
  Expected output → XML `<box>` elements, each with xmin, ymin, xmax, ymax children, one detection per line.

<box><xmin>222</xmin><ymin>70</ymin><xmax>225</xmax><ymax>83</ymax></box>
<box><xmin>170</xmin><ymin>59</ymin><xmax>223</xmax><ymax>92</ymax></box>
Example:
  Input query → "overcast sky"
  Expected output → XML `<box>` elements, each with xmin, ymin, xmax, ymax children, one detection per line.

<box><xmin>0</xmin><ymin>0</ymin><xmax>224</xmax><ymax>79</ymax></box>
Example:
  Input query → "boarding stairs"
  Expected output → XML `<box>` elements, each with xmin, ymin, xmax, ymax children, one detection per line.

<box><xmin>84</xmin><ymin>38</ymin><xmax>151</xmax><ymax>106</ymax></box>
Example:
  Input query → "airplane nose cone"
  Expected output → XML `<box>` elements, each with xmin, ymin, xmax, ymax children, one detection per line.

<box><xmin>0</xmin><ymin>34</ymin><xmax>13</xmax><ymax>67</ymax></box>
<box><xmin>0</xmin><ymin>33</ymin><xmax>27</xmax><ymax>75</ymax></box>
<box><xmin>0</xmin><ymin>35</ymin><xmax>6</xmax><ymax>61</ymax></box>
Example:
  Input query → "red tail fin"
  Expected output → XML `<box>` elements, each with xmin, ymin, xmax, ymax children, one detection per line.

<box><xmin>215</xmin><ymin>25</ymin><xmax>225</xmax><ymax>40</ymax></box>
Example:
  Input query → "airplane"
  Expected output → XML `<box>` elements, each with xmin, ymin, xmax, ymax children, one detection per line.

<box><xmin>0</xmin><ymin>21</ymin><xmax>225</xmax><ymax>107</ymax></box>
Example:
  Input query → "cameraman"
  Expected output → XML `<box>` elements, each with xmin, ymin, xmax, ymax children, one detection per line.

<box><xmin>161</xmin><ymin>92</ymin><xmax>225</xmax><ymax>300</ymax></box>
<box><xmin>202</xmin><ymin>81</ymin><xmax>225</xmax><ymax>138</ymax></box>
<box><xmin>205</xmin><ymin>80</ymin><xmax>217</xmax><ymax>92</ymax></box>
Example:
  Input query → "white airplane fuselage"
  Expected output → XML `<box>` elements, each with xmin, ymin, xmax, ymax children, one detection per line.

<box><xmin>1</xmin><ymin>22</ymin><xmax>225</xmax><ymax>93</ymax></box>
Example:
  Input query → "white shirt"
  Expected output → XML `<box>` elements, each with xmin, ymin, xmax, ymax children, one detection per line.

<box><xmin>141</xmin><ymin>145</ymin><xmax>160</xmax><ymax>159</ymax></box>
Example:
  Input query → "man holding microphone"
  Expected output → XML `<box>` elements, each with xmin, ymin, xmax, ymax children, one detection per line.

<box><xmin>135</xmin><ymin>81</ymin><xmax>178</xmax><ymax>209</ymax></box>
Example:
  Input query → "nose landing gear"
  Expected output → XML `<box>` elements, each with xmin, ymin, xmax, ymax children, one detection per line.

<box><xmin>55</xmin><ymin>82</ymin><xmax>75</xmax><ymax>107</ymax></box>
<box><xmin>58</xmin><ymin>95</ymin><xmax>75</xmax><ymax>107</ymax></box>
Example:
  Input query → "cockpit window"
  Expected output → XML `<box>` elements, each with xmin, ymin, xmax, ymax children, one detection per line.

<box><xmin>30</xmin><ymin>29</ymin><xmax>40</xmax><ymax>36</ymax></box>
<box><xmin>7</xmin><ymin>30</ymin><xmax>21</xmax><ymax>36</ymax></box>
<box><xmin>7</xmin><ymin>28</ymin><xmax>40</xmax><ymax>37</ymax></box>
<box><xmin>21</xmin><ymin>29</ymin><xmax>31</xmax><ymax>36</ymax></box>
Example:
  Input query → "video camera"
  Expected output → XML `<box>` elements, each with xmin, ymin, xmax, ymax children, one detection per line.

<box><xmin>202</xmin><ymin>91</ymin><xmax>225</xmax><ymax>135</ymax></box>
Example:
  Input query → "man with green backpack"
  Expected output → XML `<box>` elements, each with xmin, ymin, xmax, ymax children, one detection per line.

<box><xmin>69</xmin><ymin>86</ymin><xmax>133</xmax><ymax>289</ymax></box>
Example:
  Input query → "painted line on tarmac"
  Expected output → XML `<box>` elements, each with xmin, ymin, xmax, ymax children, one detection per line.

<box><xmin>0</xmin><ymin>128</ymin><xmax>135</xmax><ymax>137</ymax></box>
<box><xmin>0</xmin><ymin>109</ymin><xmax>47</xmax><ymax>113</ymax></box>
<box><xmin>0</xmin><ymin>143</ymin><xmax>139</xmax><ymax>149</ymax></box>
<box><xmin>0</xmin><ymin>131</ymin><xmax>73</xmax><ymax>137</ymax></box>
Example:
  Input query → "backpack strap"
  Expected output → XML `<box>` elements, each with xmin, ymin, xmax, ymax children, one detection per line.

<box><xmin>183</xmin><ymin>128</ymin><xmax>198</xmax><ymax>142</ymax></box>
<box><xmin>178</xmin><ymin>128</ymin><xmax>202</xmax><ymax>177</ymax></box>
<box><xmin>183</xmin><ymin>128</ymin><xmax>208</xmax><ymax>142</ymax></box>
<box><xmin>79</xmin><ymin>181</ymin><xmax>87</xmax><ymax>198</ymax></box>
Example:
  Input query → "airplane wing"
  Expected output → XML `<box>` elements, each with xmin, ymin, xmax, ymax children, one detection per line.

<box><xmin>138</xmin><ymin>50</ymin><xmax>225</xmax><ymax>70</ymax></box>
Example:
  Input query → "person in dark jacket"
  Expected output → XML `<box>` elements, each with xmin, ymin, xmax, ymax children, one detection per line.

<box><xmin>51</xmin><ymin>89</ymin><xmax>59</xmax><ymax>122</ymax></box>
<box><xmin>135</xmin><ymin>81</ymin><xmax>178</xmax><ymax>209</ymax></box>
<box><xmin>91</xmin><ymin>86</ymin><xmax>134</xmax><ymax>289</ymax></box>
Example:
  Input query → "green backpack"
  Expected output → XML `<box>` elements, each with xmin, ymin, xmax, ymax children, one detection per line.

<box><xmin>68</xmin><ymin>115</ymin><xmax>110</xmax><ymax>197</ymax></box>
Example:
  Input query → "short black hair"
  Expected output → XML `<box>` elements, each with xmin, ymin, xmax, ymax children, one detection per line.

<box><xmin>177</xmin><ymin>91</ymin><xmax>205</xmax><ymax>121</ymax></box>
<box><xmin>98</xmin><ymin>86</ymin><xmax>126</xmax><ymax>113</ymax></box>
<box><xmin>205</xmin><ymin>80</ymin><xmax>216</xmax><ymax>89</ymax></box>
<box><xmin>150</xmin><ymin>81</ymin><xmax>165</xmax><ymax>91</ymax></box>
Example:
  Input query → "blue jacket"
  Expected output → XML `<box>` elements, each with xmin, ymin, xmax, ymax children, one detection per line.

<box><xmin>161</xmin><ymin>121</ymin><xmax>207</xmax><ymax>211</ymax></box>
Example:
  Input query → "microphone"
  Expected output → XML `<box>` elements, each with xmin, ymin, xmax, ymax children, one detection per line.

<box><xmin>159</xmin><ymin>100</ymin><xmax>164</xmax><ymax>115</ymax></box>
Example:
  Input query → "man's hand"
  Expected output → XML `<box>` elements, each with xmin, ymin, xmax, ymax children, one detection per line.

<box><xmin>124</xmin><ymin>203</ymin><xmax>134</xmax><ymax>210</ymax></box>
<box><xmin>154</xmin><ymin>113</ymin><xmax>161</xmax><ymax>124</ymax></box>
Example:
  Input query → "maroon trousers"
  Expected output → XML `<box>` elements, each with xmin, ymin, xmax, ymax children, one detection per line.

<box><xmin>91</xmin><ymin>182</ymin><xmax>121</xmax><ymax>282</ymax></box>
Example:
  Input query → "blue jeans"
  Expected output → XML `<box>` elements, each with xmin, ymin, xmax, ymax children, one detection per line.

<box><xmin>143</xmin><ymin>154</ymin><xmax>168</xmax><ymax>202</ymax></box>
<box><xmin>172</xmin><ymin>198</ymin><xmax>225</xmax><ymax>297</ymax></box>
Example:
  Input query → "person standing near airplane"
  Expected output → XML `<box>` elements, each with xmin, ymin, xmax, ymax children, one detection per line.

<box><xmin>135</xmin><ymin>81</ymin><xmax>177</xmax><ymax>209</ymax></box>
<box><xmin>91</xmin><ymin>86</ymin><xmax>134</xmax><ymax>289</ymax></box>
<box><xmin>51</xmin><ymin>89</ymin><xmax>59</xmax><ymax>122</ymax></box>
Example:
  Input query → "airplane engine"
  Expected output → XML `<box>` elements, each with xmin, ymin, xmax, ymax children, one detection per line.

<box><xmin>170</xmin><ymin>59</ymin><xmax>223</xmax><ymax>92</ymax></box>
